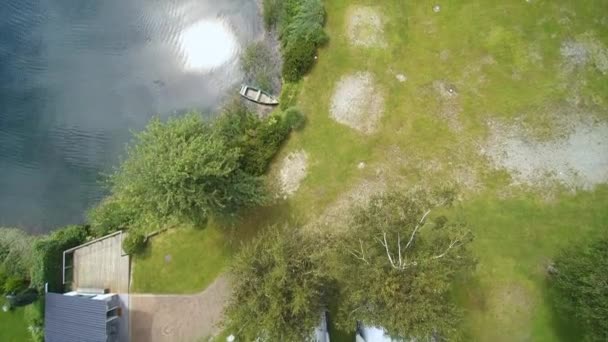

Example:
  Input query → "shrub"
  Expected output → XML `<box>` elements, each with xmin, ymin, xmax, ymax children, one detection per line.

<box><xmin>217</xmin><ymin>103</ymin><xmax>293</xmax><ymax>176</ymax></box>
<box><xmin>24</xmin><ymin>300</ymin><xmax>44</xmax><ymax>342</ymax></box>
<box><xmin>31</xmin><ymin>225</ymin><xmax>89</xmax><ymax>292</ymax></box>
<box><xmin>283</xmin><ymin>107</ymin><xmax>306</xmax><ymax>131</ymax></box>
<box><xmin>122</xmin><ymin>231</ymin><xmax>147</xmax><ymax>255</ymax></box>
<box><xmin>88</xmin><ymin>197</ymin><xmax>137</xmax><ymax>236</ymax></box>
<box><xmin>282</xmin><ymin>39</ymin><xmax>319</xmax><ymax>82</ymax></box>
<box><xmin>3</xmin><ymin>276</ymin><xmax>28</xmax><ymax>294</ymax></box>
<box><xmin>262</xmin><ymin>0</ymin><xmax>282</xmax><ymax>29</ymax></box>
<box><xmin>0</xmin><ymin>228</ymin><xmax>34</xmax><ymax>293</ymax></box>
<box><xmin>241</xmin><ymin>42</ymin><xmax>276</xmax><ymax>92</ymax></box>
<box><xmin>279</xmin><ymin>0</ymin><xmax>328</xmax><ymax>82</ymax></box>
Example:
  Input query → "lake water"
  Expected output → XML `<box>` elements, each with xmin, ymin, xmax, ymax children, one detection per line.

<box><xmin>0</xmin><ymin>0</ymin><xmax>262</xmax><ymax>233</ymax></box>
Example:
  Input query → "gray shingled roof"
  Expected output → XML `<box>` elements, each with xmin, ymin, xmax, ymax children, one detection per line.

<box><xmin>45</xmin><ymin>292</ymin><xmax>109</xmax><ymax>342</ymax></box>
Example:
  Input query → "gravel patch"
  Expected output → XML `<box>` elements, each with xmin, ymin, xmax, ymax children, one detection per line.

<box><xmin>561</xmin><ymin>33</ymin><xmax>608</xmax><ymax>75</ymax></box>
<box><xmin>346</xmin><ymin>6</ymin><xmax>387</xmax><ymax>48</ymax></box>
<box><xmin>330</xmin><ymin>72</ymin><xmax>385</xmax><ymax>134</ymax></box>
<box><xmin>279</xmin><ymin>150</ymin><xmax>309</xmax><ymax>197</ymax></box>
<box><xmin>484</xmin><ymin>118</ymin><xmax>608</xmax><ymax>190</ymax></box>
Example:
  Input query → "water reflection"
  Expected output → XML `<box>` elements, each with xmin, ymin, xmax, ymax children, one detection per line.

<box><xmin>0</xmin><ymin>0</ymin><xmax>262</xmax><ymax>232</ymax></box>
<box><xmin>180</xmin><ymin>19</ymin><xmax>238</xmax><ymax>72</ymax></box>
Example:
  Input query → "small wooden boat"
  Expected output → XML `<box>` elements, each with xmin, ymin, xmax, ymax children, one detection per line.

<box><xmin>239</xmin><ymin>85</ymin><xmax>279</xmax><ymax>106</ymax></box>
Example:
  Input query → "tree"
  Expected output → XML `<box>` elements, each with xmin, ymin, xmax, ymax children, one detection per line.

<box><xmin>90</xmin><ymin>111</ymin><xmax>272</xmax><ymax>235</ymax></box>
<box><xmin>550</xmin><ymin>237</ymin><xmax>608</xmax><ymax>341</ymax></box>
<box><xmin>223</xmin><ymin>226</ymin><xmax>327</xmax><ymax>341</ymax></box>
<box><xmin>334</xmin><ymin>191</ymin><xmax>475</xmax><ymax>340</ymax></box>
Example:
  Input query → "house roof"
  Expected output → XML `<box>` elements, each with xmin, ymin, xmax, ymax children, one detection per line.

<box><xmin>45</xmin><ymin>292</ymin><xmax>110</xmax><ymax>342</ymax></box>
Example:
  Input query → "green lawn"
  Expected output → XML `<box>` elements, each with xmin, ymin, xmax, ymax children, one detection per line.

<box><xmin>135</xmin><ymin>0</ymin><xmax>608</xmax><ymax>339</ymax></box>
<box><xmin>0</xmin><ymin>300</ymin><xmax>30</xmax><ymax>342</ymax></box>
<box><xmin>131</xmin><ymin>225</ymin><xmax>232</xmax><ymax>294</ymax></box>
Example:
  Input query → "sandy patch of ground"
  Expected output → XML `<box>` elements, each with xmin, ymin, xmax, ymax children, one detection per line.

<box><xmin>561</xmin><ymin>33</ymin><xmax>608</xmax><ymax>75</ymax></box>
<box><xmin>483</xmin><ymin>117</ymin><xmax>608</xmax><ymax>190</ymax></box>
<box><xmin>346</xmin><ymin>6</ymin><xmax>387</xmax><ymax>48</ymax></box>
<box><xmin>279</xmin><ymin>150</ymin><xmax>309</xmax><ymax>197</ymax></box>
<box><xmin>330</xmin><ymin>72</ymin><xmax>385</xmax><ymax>134</ymax></box>
<box><xmin>130</xmin><ymin>275</ymin><xmax>231</xmax><ymax>342</ymax></box>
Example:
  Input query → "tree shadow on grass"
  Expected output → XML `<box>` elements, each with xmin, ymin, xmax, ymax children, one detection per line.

<box><xmin>217</xmin><ymin>200</ymin><xmax>294</xmax><ymax>251</ymax></box>
<box><xmin>542</xmin><ymin>276</ymin><xmax>585</xmax><ymax>342</ymax></box>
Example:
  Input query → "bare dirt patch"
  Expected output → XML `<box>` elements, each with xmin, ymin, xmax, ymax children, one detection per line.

<box><xmin>346</xmin><ymin>6</ymin><xmax>387</xmax><ymax>48</ymax></box>
<box><xmin>561</xmin><ymin>33</ymin><xmax>608</xmax><ymax>75</ymax></box>
<box><xmin>330</xmin><ymin>72</ymin><xmax>385</xmax><ymax>134</ymax></box>
<box><xmin>279</xmin><ymin>150</ymin><xmax>309</xmax><ymax>197</ymax></box>
<box><xmin>484</xmin><ymin>117</ymin><xmax>608</xmax><ymax>190</ymax></box>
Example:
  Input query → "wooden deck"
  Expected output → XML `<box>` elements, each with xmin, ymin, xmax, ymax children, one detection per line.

<box><xmin>72</xmin><ymin>233</ymin><xmax>130</xmax><ymax>293</ymax></box>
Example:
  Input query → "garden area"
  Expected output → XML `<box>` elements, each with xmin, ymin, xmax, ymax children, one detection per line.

<box><xmin>131</xmin><ymin>0</ymin><xmax>608</xmax><ymax>340</ymax></box>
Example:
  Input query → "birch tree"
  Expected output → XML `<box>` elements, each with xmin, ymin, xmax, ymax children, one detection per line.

<box><xmin>335</xmin><ymin>191</ymin><xmax>475</xmax><ymax>340</ymax></box>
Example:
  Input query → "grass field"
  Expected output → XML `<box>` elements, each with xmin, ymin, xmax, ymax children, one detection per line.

<box><xmin>0</xmin><ymin>300</ymin><xmax>30</xmax><ymax>342</ymax></box>
<box><xmin>131</xmin><ymin>225</ymin><xmax>232</xmax><ymax>294</ymax></box>
<box><xmin>135</xmin><ymin>0</ymin><xmax>607</xmax><ymax>340</ymax></box>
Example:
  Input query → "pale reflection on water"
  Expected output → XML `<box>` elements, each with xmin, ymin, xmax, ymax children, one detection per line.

<box><xmin>0</xmin><ymin>0</ymin><xmax>262</xmax><ymax>232</ymax></box>
<box><xmin>180</xmin><ymin>19</ymin><xmax>238</xmax><ymax>72</ymax></box>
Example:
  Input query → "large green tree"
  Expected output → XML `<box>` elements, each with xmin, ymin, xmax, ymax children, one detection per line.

<box><xmin>334</xmin><ymin>191</ymin><xmax>475</xmax><ymax>340</ymax></box>
<box><xmin>224</xmin><ymin>226</ymin><xmax>327</xmax><ymax>341</ymax></box>
<box><xmin>90</xmin><ymin>105</ymin><xmax>299</xmax><ymax>235</ymax></box>
<box><xmin>550</xmin><ymin>237</ymin><xmax>608</xmax><ymax>341</ymax></box>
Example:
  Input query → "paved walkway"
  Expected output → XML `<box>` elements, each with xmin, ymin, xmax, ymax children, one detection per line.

<box><xmin>130</xmin><ymin>275</ymin><xmax>231</xmax><ymax>342</ymax></box>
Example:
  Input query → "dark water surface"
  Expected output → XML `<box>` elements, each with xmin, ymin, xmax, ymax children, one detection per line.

<box><xmin>0</xmin><ymin>0</ymin><xmax>262</xmax><ymax>233</ymax></box>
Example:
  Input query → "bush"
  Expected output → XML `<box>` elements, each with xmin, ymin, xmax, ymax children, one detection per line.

<box><xmin>282</xmin><ymin>39</ymin><xmax>318</xmax><ymax>82</ymax></box>
<box><xmin>550</xmin><ymin>238</ymin><xmax>608</xmax><ymax>341</ymax></box>
<box><xmin>241</xmin><ymin>42</ymin><xmax>276</xmax><ymax>92</ymax></box>
<box><xmin>88</xmin><ymin>197</ymin><xmax>137</xmax><ymax>236</ymax></box>
<box><xmin>283</xmin><ymin>107</ymin><xmax>306</xmax><ymax>131</ymax></box>
<box><xmin>0</xmin><ymin>228</ymin><xmax>34</xmax><ymax>293</ymax></box>
<box><xmin>262</xmin><ymin>0</ymin><xmax>282</xmax><ymax>29</ymax></box>
<box><xmin>217</xmin><ymin>104</ymin><xmax>293</xmax><ymax>176</ymax></box>
<box><xmin>263</xmin><ymin>0</ymin><xmax>327</xmax><ymax>82</ymax></box>
<box><xmin>31</xmin><ymin>225</ymin><xmax>89</xmax><ymax>292</ymax></box>
<box><xmin>3</xmin><ymin>276</ymin><xmax>28</xmax><ymax>294</ymax></box>
<box><xmin>279</xmin><ymin>0</ymin><xmax>328</xmax><ymax>82</ymax></box>
<box><xmin>122</xmin><ymin>231</ymin><xmax>147</xmax><ymax>255</ymax></box>
<box><xmin>24</xmin><ymin>300</ymin><xmax>44</xmax><ymax>342</ymax></box>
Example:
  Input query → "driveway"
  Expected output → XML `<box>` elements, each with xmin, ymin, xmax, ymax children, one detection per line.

<box><xmin>130</xmin><ymin>275</ymin><xmax>231</xmax><ymax>342</ymax></box>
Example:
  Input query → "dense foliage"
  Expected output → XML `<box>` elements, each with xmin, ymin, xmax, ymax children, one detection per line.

<box><xmin>241</xmin><ymin>42</ymin><xmax>277</xmax><ymax>92</ymax></box>
<box><xmin>0</xmin><ymin>228</ymin><xmax>34</xmax><ymax>294</ymax></box>
<box><xmin>24</xmin><ymin>300</ymin><xmax>44</xmax><ymax>342</ymax></box>
<box><xmin>224</xmin><ymin>226</ymin><xmax>327</xmax><ymax>341</ymax></box>
<box><xmin>263</xmin><ymin>0</ymin><xmax>328</xmax><ymax>81</ymax></box>
<box><xmin>90</xmin><ymin>105</ymin><xmax>297</xmax><ymax>240</ymax></box>
<box><xmin>334</xmin><ymin>191</ymin><xmax>474</xmax><ymax>340</ymax></box>
<box><xmin>30</xmin><ymin>225</ymin><xmax>89</xmax><ymax>292</ymax></box>
<box><xmin>550</xmin><ymin>237</ymin><xmax>608</xmax><ymax>341</ymax></box>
